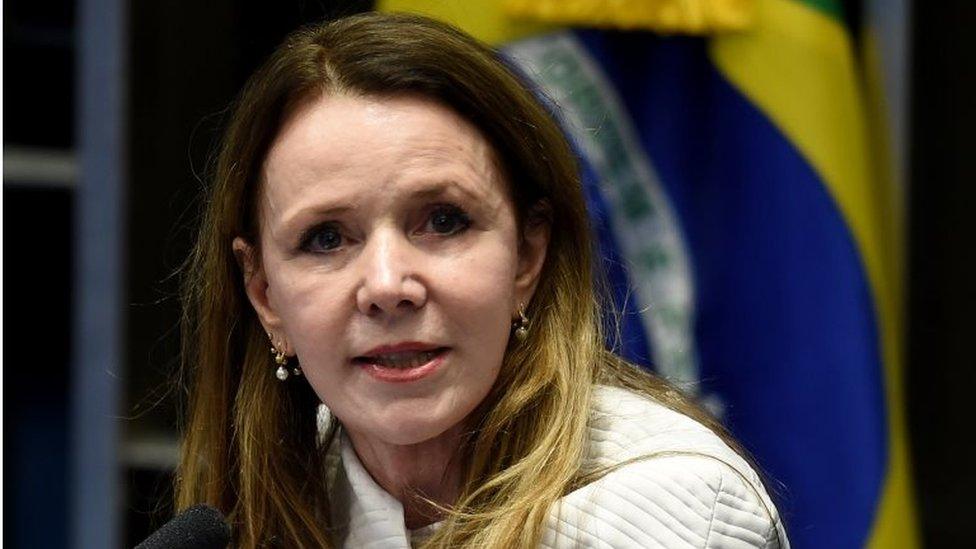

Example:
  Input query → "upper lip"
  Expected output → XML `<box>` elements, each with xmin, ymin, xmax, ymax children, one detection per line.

<box><xmin>357</xmin><ymin>341</ymin><xmax>445</xmax><ymax>358</ymax></box>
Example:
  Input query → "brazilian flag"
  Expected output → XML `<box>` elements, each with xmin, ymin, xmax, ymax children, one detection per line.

<box><xmin>380</xmin><ymin>1</ymin><xmax>917</xmax><ymax>547</ymax></box>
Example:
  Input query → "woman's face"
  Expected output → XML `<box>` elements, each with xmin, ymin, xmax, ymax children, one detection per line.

<box><xmin>236</xmin><ymin>94</ymin><xmax>548</xmax><ymax>446</ymax></box>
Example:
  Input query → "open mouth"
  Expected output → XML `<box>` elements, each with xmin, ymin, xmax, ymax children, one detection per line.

<box><xmin>352</xmin><ymin>347</ymin><xmax>449</xmax><ymax>369</ymax></box>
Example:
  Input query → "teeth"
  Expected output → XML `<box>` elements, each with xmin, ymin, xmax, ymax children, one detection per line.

<box><xmin>369</xmin><ymin>350</ymin><xmax>438</xmax><ymax>369</ymax></box>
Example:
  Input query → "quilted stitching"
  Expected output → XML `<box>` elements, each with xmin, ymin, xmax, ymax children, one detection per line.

<box><xmin>554</xmin><ymin>455</ymin><xmax>784</xmax><ymax>548</ymax></box>
<box><xmin>703</xmin><ymin>468</ymin><xmax>725</xmax><ymax>545</ymax></box>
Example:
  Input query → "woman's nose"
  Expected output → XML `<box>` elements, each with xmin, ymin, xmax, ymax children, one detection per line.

<box><xmin>355</xmin><ymin>230</ymin><xmax>428</xmax><ymax>316</ymax></box>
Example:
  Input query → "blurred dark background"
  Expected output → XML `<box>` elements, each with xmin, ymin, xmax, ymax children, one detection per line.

<box><xmin>3</xmin><ymin>1</ymin><xmax>974</xmax><ymax>547</ymax></box>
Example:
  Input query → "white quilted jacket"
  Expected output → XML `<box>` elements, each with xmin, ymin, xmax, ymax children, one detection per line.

<box><xmin>326</xmin><ymin>386</ymin><xmax>789</xmax><ymax>548</ymax></box>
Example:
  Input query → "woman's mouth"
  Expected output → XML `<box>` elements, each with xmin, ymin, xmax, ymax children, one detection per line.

<box><xmin>353</xmin><ymin>346</ymin><xmax>449</xmax><ymax>382</ymax></box>
<box><xmin>355</xmin><ymin>349</ymin><xmax>442</xmax><ymax>369</ymax></box>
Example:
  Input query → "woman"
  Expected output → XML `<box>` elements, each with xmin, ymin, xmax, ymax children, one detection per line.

<box><xmin>177</xmin><ymin>12</ymin><xmax>788</xmax><ymax>548</ymax></box>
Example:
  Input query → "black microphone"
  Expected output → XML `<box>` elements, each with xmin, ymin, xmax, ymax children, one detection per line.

<box><xmin>135</xmin><ymin>504</ymin><xmax>231</xmax><ymax>549</ymax></box>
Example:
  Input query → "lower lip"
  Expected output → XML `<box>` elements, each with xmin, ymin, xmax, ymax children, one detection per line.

<box><xmin>357</xmin><ymin>349</ymin><xmax>447</xmax><ymax>383</ymax></box>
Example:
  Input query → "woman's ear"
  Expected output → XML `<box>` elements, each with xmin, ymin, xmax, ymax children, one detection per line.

<box><xmin>514</xmin><ymin>201</ymin><xmax>552</xmax><ymax>306</ymax></box>
<box><xmin>233</xmin><ymin>237</ymin><xmax>286</xmax><ymax>342</ymax></box>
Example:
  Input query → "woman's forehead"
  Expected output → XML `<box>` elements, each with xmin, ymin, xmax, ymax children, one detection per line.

<box><xmin>274</xmin><ymin>93</ymin><xmax>485</xmax><ymax>151</ymax></box>
<box><xmin>257</xmin><ymin>94</ymin><xmax>510</xmax><ymax>226</ymax></box>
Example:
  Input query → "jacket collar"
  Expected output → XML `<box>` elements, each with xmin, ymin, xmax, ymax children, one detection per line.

<box><xmin>330</xmin><ymin>433</ymin><xmax>413</xmax><ymax>547</ymax></box>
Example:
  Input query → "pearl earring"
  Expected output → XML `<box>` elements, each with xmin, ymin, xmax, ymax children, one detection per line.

<box><xmin>512</xmin><ymin>302</ymin><xmax>530</xmax><ymax>341</ymax></box>
<box><xmin>268</xmin><ymin>332</ymin><xmax>302</xmax><ymax>381</ymax></box>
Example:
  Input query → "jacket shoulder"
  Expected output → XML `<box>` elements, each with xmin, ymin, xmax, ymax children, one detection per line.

<box><xmin>546</xmin><ymin>454</ymin><xmax>786</xmax><ymax>548</ymax></box>
<box><xmin>540</xmin><ymin>386</ymin><xmax>789</xmax><ymax>548</ymax></box>
<box><xmin>586</xmin><ymin>386</ymin><xmax>736</xmax><ymax>465</ymax></box>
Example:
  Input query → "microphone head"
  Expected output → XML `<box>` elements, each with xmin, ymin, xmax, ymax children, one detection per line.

<box><xmin>135</xmin><ymin>504</ymin><xmax>230</xmax><ymax>549</ymax></box>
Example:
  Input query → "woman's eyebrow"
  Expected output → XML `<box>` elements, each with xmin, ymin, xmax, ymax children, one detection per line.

<box><xmin>276</xmin><ymin>180</ymin><xmax>491</xmax><ymax>235</ymax></box>
<box><xmin>278</xmin><ymin>204</ymin><xmax>356</xmax><ymax>235</ymax></box>
<box><xmin>407</xmin><ymin>180</ymin><xmax>487</xmax><ymax>203</ymax></box>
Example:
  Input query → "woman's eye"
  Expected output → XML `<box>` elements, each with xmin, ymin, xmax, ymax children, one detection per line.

<box><xmin>302</xmin><ymin>224</ymin><xmax>343</xmax><ymax>253</ymax></box>
<box><xmin>426</xmin><ymin>205</ymin><xmax>471</xmax><ymax>235</ymax></box>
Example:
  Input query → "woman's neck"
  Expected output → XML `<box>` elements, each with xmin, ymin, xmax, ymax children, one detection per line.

<box><xmin>346</xmin><ymin>425</ymin><xmax>465</xmax><ymax>529</ymax></box>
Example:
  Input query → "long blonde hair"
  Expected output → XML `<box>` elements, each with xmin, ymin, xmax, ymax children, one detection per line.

<box><xmin>177</xmin><ymin>12</ymin><xmax>740</xmax><ymax>547</ymax></box>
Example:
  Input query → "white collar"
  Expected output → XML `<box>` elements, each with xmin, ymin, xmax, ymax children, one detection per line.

<box><xmin>330</xmin><ymin>432</ymin><xmax>441</xmax><ymax>548</ymax></box>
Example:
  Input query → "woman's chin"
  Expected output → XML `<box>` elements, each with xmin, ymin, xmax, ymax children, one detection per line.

<box><xmin>340</xmin><ymin>403</ymin><xmax>466</xmax><ymax>448</ymax></box>
<box><xmin>370</xmin><ymin>415</ymin><xmax>459</xmax><ymax>447</ymax></box>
